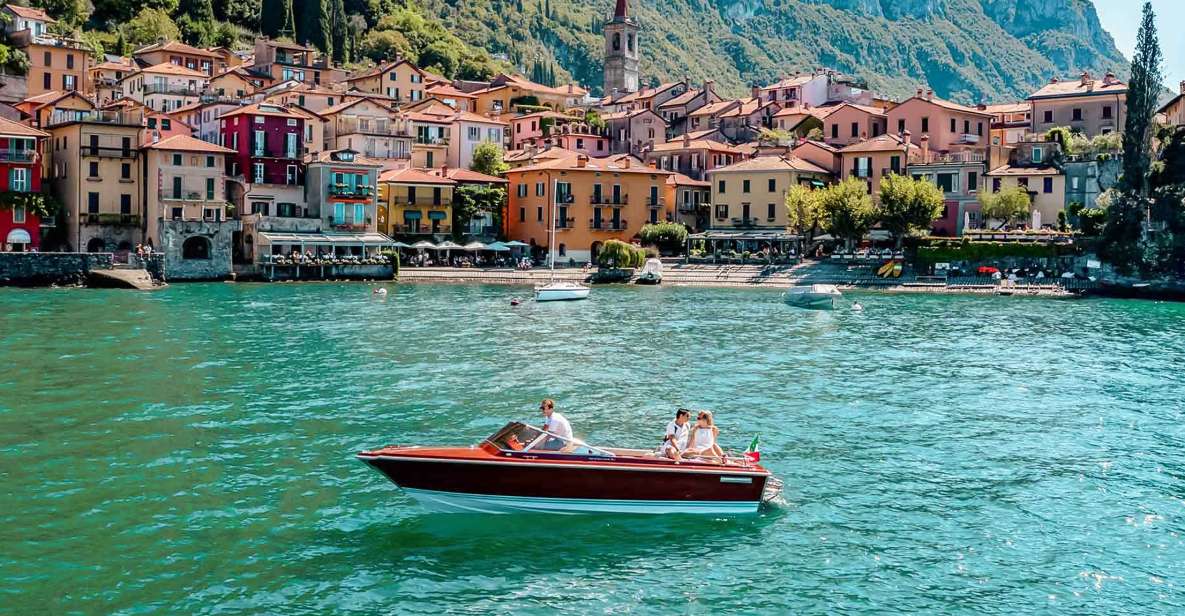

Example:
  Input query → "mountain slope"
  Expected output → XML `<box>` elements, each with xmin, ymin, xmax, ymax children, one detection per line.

<box><xmin>420</xmin><ymin>0</ymin><xmax>1127</xmax><ymax>103</ymax></box>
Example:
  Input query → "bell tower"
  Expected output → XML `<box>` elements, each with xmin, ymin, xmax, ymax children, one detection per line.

<box><xmin>603</xmin><ymin>0</ymin><xmax>640</xmax><ymax>96</ymax></box>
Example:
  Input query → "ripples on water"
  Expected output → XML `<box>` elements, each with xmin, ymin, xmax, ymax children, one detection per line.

<box><xmin>1</xmin><ymin>283</ymin><xmax>1184</xmax><ymax>614</ymax></box>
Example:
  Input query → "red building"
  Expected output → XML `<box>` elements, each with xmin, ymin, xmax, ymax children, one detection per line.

<box><xmin>218</xmin><ymin>102</ymin><xmax>307</xmax><ymax>186</ymax></box>
<box><xmin>0</xmin><ymin>117</ymin><xmax>49</xmax><ymax>252</ymax></box>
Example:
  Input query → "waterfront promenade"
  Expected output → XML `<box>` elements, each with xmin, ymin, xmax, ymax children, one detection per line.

<box><xmin>396</xmin><ymin>261</ymin><xmax>1086</xmax><ymax>297</ymax></box>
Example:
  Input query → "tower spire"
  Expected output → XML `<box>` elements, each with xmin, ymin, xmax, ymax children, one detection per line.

<box><xmin>614</xmin><ymin>0</ymin><xmax>628</xmax><ymax>19</ymax></box>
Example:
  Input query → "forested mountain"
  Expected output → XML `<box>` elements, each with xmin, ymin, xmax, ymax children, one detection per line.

<box><xmin>6</xmin><ymin>0</ymin><xmax>1128</xmax><ymax>104</ymax></box>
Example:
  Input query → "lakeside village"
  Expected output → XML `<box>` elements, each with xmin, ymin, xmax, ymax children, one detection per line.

<box><xmin>0</xmin><ymin>1</ymin><xmax>1182</xmax><ymax>295</ymax></box>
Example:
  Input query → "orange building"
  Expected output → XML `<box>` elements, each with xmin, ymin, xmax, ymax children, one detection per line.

<box><xmin>4</xmin><ymin>5</ymin><xmax>92</xmax><ymax>98</ymax></box>
<box><xmin>505</xmin><ymin>154</ymin><xmax>672</xmax><ymax>263</ymax></box>
<box><xmin>838</xmin><ymin>133</ymin><xmax>922</xmax><ymax>198</ymax></box>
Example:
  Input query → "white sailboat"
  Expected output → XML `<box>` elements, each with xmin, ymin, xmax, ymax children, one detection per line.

<box><xmin>535</xmin><ymin>180</ymin><xmax>590</xmax><ymax>302</ymax></box>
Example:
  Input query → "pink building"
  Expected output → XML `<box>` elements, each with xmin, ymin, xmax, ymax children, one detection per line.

<box><xmin>823</xmin><ymin>103</ymin><xmax>887</xmax><ymax>147</ymax></box>
<box><xmin>886</xmin><ymin>89</ymin><xmax>993</xmax><ymax>153</ymax></box>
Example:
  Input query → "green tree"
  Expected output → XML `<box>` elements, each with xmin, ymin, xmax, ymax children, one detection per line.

<box><xmin>259</xmin><ymin>0</ymin><xmax>293</xmax><ymax>38</ymax></box>
<box><xmin>38</xmin><ymin>0</ymin><xmax>92</xmax><ymax>28</ymax></box>
<box><xmin>179</xmin><ymin>0</ymin><xmax>215</xmax><ymax>22</ymax></box>
<box><xmin>877</xmin><ymin>174</ymin><xmax>944</xmax><ymax>246</ymax></box>
<box><xmin>419</xmin><ymin>39</ymin><xmax>458</xmax><ymax>77</ymax></box>
<box><xmin>330</xmin><ymin>0</ymin><xmax>349</xmax><ymax>64</ymax></box>
<box><xmin>978</xmin><ymin>186</ymin><xmax>1032</xmax><ymax>228</ymax></box>
<box><xmin>597</xmin><ymin>239</ymin><xmax>645</xmax><ymax>268</ymax></box>
<box><xmin>451</xmin><ymin>184</ymin><xmax>506</xmax><ymax>240</ymax></box>
<box><xmin>818</xmin><ymin>177</ymin><xmax>875</xmax><ymax>249</ymax></box>
<box><xmin>295</xmin><ymin>0</ymin><xmax>331</xmax><ymax>52</ymax></box>
<box><xmin>470</xmin><ymin>142</ymin><xmax>508</xmax><ymax>176</ymax></box>
<box><xmin>638</xmin><ymin>222</ymin><xmax>688</xmax><ymax>254</ymax></box>
<box><xmin>784</xmin><ymin>183</ymin><xmax>821</xmax><ymax>240</ymax></box>
<box><xmin>359</xmin><ymin>29</ymin><xmax>412</xmax><ymax>62</ymax></box>
<box><xmin>122</xmin><ymin>9</ymin><xmax>182</xmax><ymax>46</ymax></box>
<box><xmin>1121</xmin><ymin>2</ymin><xmax>1162</xmax><ymax>197</ymax></box>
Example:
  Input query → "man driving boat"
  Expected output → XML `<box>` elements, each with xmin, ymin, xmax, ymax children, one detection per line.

<box><xmin>539</xmin><ymin>399</ymin><xmax>573</xmax><ymax>452</ymax></box>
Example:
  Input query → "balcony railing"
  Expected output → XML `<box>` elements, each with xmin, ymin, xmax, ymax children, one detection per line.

<box><xmin>415</xmin><ymin>136</ymin><xmax>450</xmax><ymax>146</ymax></box>
<box><xmin>555</xmin><ymin>193</ymin><xmax>575</xmax><ymax>204</ymax></box>
<box><xmin>646</xmin><ymin>198</ymin><xmax>664</xmax><ymax>208</ymax></box>
<box><xmin>589</xmin><ymin>218</ymin><xmax>627</xmax><ymax>231</ymax></box>
<box><xmin>731</xmin><ymin>217</ymin><xmax>759</xmax><ymax>228</ymax></box>
<box><xmin>329</xmin><ymin>219</ymin><xmax>371</xmax><ymax>231</ymax></box>
<box><xmin>338</xmin><ymin>119</ymin><xmax>410</xmax><ymax>137</ymax></box>
<box><xmin>329</xmin><ymin>185</ymin><xmax>375</xmax><ymax>199</ymax></box>
<box><xmin>142</xmin><ymin>84</ymin><xmax>201</xmax><ymax>97</ymax></box>
<box><xmin>556</xmin><ymin>217</ymin><xmax>576</xmax><ymax>230</ymax></box>
<box><xmin>849</xmin><ymin>168</ymin><xmax>871</xmax><ymax>178</ymax></box>
<box><xmin>0</xmin><ymin>151</ymin><xmax>37</xmax><ymax>163</ymax></box>
<box><xmin>50</xmin><ymin>109</ymin><xmax>144</xmax><ymax>128</ymax></box>
<box><xmin>590</xmin><ymin>195</ymin><xmax>628</xmax><ymax>206</ymax></box>
<box><xmin>83</xmin><ymin>213</ymin><xmax>141</xmax><ymax>226</ymax></box>
<box><xmin>161</xmin><ymin>191</ymin><xmax>218</xmax><ymax>202</ymax></box>
<box><xmin>395</xmin><ymin>199</ymin><xmax>451</xmax><ymax>208</ymax></box>
<box><xmin>250</xmin><ymin>147</ymin><xmax>301</xmax><ymax>159</ymax></box>
<box><xmin>677</xmin><ymin>202</ymin><xmax>701</xmax><ymax>214</ymax></box>
<box><xmin>956</xmin><ymin>134</ymin><xmax>981</xmax><ymax>145</ymax></box>
<box><xmin>84</xmin><ymin>146</ymin><xmax>137</xmax><ymax>159</ymax></box>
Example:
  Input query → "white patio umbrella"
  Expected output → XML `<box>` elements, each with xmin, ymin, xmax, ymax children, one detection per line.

<box><xmin>411</xmin><ymin>240</ymin><xmax>437</xmax><ymax>249</ymax></box>
<box><xmin>463</xmin><ymin>241</ymin><xmax>489</xmax><ymax>251</ymax></box>
<box><xmin>436</xmin><ymin>240</ymin><xmax>463</xmax><ymax>250</ymax></box>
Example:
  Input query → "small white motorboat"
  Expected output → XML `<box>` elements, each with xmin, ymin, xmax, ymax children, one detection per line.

<box><xmin>784</xmin><ymin>284</ymin><xmax>842</xmax><ymax>310</ymax></box>
<box><xmin>535</xmin><ymin>280</ymin><xmax>591</xmax><ymax>302</ymax></box>
<box><xmin>636</xmin><ymin>258</ymin><xmax>663</xmax><ymax>285</ymax></box>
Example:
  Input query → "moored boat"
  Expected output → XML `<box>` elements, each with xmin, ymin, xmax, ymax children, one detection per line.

<box><xmin>635</xmin><ymin>258</ymin><xmax>663</xmax><ymax>285</ymax></box>
<box><xmin>534</xmin><ymin>281</ymin><xmax>592</xmax><ymax>301</ymax></box>
<box><xmin>784</xmin><ymin>284</ymin><xmax>842</xmax><ymax>310</ymax></box>
<box><xmin>357</xmin><ymin>422</ymin><xmax>780</xmax><ymax>514</ymax></box>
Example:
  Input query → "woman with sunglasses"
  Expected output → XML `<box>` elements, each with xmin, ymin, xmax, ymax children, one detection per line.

<box><xmin>685</xmin><ymin>410</ymin><xmax>723</xmax><ymax>462</ymax></box>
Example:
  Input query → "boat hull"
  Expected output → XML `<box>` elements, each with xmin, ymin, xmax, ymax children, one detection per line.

<box><xmin>784</xmin><ymin>285</ymin><xmax>842</xmax><ymax>310</ymax></box>
<box><xmin>360</xmin><ymin>454</ymin><xmax>767</xmax><ymax>515</ymax></box>
<box><xmin>534</xmin><ymin>286</ymin><xmax>591</xmax><ymax>301</ymax></box>
<box><xmin>402</xmin><ymin>488</ymin><xmax>759</xmax><ymax>514</ymax></box>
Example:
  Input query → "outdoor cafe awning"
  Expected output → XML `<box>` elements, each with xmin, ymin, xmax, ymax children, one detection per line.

<box><xmin>258</xmin><ymin>231</ymin><xmax>398</xmax><ymax>247</ymax></box>
<box><xmin>427</xmin><ymin>211</ymin><xmax>447</xmax><ymax>220</ymax></box>
<box><xmin>689</xmin><ymin>230</ymin><xmax>802</xmax><ymax>241</ymax></box>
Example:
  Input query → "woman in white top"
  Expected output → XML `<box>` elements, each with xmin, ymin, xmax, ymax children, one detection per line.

<box><xmin>685</xmin><ymin>410</ymin><xmax>724</xmax><ymax>462</ymax></box>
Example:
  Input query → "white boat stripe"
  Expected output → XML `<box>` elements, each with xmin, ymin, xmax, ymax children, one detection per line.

<box><xmin>360</xmin><ymin>454</ymin><xmax>770</xmax><ymax>477</ymax></box>
<box><xmin>401</xmin><ymin>488</ymin><xmax>761</xmax><ymax>515</ymax></box>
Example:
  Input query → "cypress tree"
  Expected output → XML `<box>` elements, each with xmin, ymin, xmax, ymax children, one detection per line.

<box><xmin>296</xmin><ymin>0</ymin><xmax>332</xmax><ymax>53</ymax></box>
<box><xmin>1121</xmin><ymin>2</ymin><xmax>1163</xmax><ymax>197</ymax></box>
<box><xmin>281</xmin><ymin>0</ymin><xmax>296</xmax><ymax>39</ymax></box>
<box><xmin>259</xmin><ymin>0</ymin><xmax>288</xmax><ymax>37</ymax></box>
<box><xmin>330</xmin><ymin>0</ymin><xmax>349</xmax><ymax>64</ymax></box>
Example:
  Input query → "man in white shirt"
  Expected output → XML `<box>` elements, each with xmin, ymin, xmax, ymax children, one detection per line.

<box><xmin>539</xmin><ymin>398</ymin><xmax>573</xmax><ymax>451</ymax></box>
<box><xmin>661</xmin><ymin>409</ymin><xmax>691</xmax><ymax>461</ymax></box>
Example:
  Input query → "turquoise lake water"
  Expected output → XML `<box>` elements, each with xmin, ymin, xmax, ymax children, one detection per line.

<box><xmin>1</xmin><ymin>282</ymin><xmax>1184</xmax><ymax>614</ymax></box>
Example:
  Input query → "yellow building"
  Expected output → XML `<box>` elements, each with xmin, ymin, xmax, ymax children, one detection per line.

<box><xmin>707</xmin><ymin>155</ymin><xmax>830</xmax><ymax>229</ymax></box>
<box><xmin>377</xmin><ymin>167</ymin><xmax>456</xmax><ymax>238</ymax></box>
<box><xmin>344</xmin><ymin>59</ymin><xmax>430</xmax><ymax>105</ymax></box>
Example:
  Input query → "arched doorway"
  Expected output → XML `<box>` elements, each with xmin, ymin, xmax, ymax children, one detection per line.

<box><xmin>86</xmin><ymin>238</ymin><xmax>106</xmax><ymax>252</ymax></box>
<box><xmin>590</xmin><ymin>241</ymin><xmax>603</xmax><ymax>264</ymax></box>
<box><xmin>182</xmin><ymin>236</ymin><xmax>211</xmax><ymax>260</ymax></box>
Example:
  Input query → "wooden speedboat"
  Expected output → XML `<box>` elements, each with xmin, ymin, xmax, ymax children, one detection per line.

<box><xmin>357</xmin><ymin>422</ymin><xmax>781</xmax><ymax>514</ymax></box>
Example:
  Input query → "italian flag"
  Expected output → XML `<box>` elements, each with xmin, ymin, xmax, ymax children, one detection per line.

<box><xmin>744</xmin><ymin>435</ymin><xmax>760</xmax><ymax>462</ymax></box>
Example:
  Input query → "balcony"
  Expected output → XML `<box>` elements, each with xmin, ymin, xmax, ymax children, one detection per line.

<box><xmin>589</xmin><ymin>218</ymin><xmax>628</xmax><ymax>231</ymax></box>
<box><xmin>556</xmin><ymin>217</ymin><xmax>576</xmax><ymax>230</ymax></box>
<box><xmin>142</xmin><ymin>84</ymin><xmax>201</xmax><ymax>97</ymax></box>
<box><xmin>731</xmin><ymin>217</ymin><xmax>759</xmax><ymax>228</ymax></box>
<box><xmin>161</xmin><ymin>191</ymin><xmax>219</xmax><ymax>202</ymax></box>
<box><xmin>83</xmin><ymin>146</ymin><xmax>137</xmax><ymax>159</ymax></box>
<box><xmin>590</xmin><ymin>195</ymin><xmax>628</xmax><ymax>206</ymax></box>
<box><xmin>9</xmin><ymin>29</ymin><xmax>87</xmax><ymax>49</ymax></box>
<box><xmin>250</xmin><ymin>147</ymin><xmax>301</xmax><ymax>160</ymax></box>
<box><xmin>927</xmin><ymin>151</ymin><xmax>986</xmax><ymax>164</ymax></box>
<box><xmin>555</xmin><ymin>193</ymin><xmax>575</xmax><ymax>204</ymax></box>
<box><xmin>50</xmin><ymin>109</ymin><xmax>144</xmax><ymax>128</ymax></box>
<box><xmin>0</xmin><ymin>151</ymin><xmax>37</xmax><ymax>163</ymax></box>
<box><xmin>329</xmin><ymin>218</ymin><xmax>371</xmax><ymax>231</ymax></box>
<box><xmin>955</xmin><ymin>134</ymin><xmax>981</xmax><ymax>145</ymax></box>
<box><xmin>329</xmin><ymin>185</ymin><xmax>375</xmax><ymax>200</ymax></box>
<box><xmin>414</xmin><ymin>136</ymin><xmax>450</xmax><ymax>146</ymax></box>
<box><xmin>849</xmin><ymin>168</ymin><xmax>871</xmax><ymax>179</ymax></box>
<box><xmin>82</xmin><ymin>213</ymin><xmax>140</xmax><ymax>226</ymax></box>
<box><xmin>337</xmin><ymin>119</ymin><xmax>410</xmax><ymax>137</ymax></box>
<box><xmin>677</xmin><ymin>202</ymin><xmax>701</xmax><ymax>214</ymax></box>
<box><xmin>646</xmin><ymin>198</ymin><xmax>664</xmax><ymax>208</ymax></box>
<box><xmin>395</xmin><ymin>199</ymin><xmax>451</xmax><ymax>208</ymax></box>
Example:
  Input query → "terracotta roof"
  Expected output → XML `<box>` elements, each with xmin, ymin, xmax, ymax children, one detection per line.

<box><xmin>509</xmin><ymin>155</ymin><xmax>672</xmax><ymax>176</ymax></box>
<box><xmin>319</xmin><ymin>97</ymin><xmax>395</xmax><ymax>116</ymax></box>
<box><xmin>504</xmin><ymin>147</ymin><xmax>582</xmax><ymax>163</ymax></box>
<box><xmin>649</xmin><ymin>139</ymin><xmax>743</xmax><ymax>154</ymax></box>
<box><xmin>982</xmin><ymin>102</ymin><xmax>1029</xmax><ymax>115</ymax></box>
<box><xmin>0</xmin><ymin>116</ymin><xmax>48</xmax><ymax>138</ymax></box>
<box><xmin>688</xmin><ymin>100</ymin><xmax>740</xmax><ymax>118</ymax></box>
<box><xmin>899</xmin><ymin>95</ymin><xmax>994</xmax><ymax>118</ymax></box>
<box><xmin>133</xmin><ymin>62</ymin><xmax>209</xmax><ymax>79</ymax></box>
<box><xmin>346</xmin><ymin>59</ymin><xmax>423</xmax><ymax>82</ymax></box>
<box><xmin>489</xmin><ymin>73</ymin><xmax>587</xmax><ymax>98</ymax></box>
<box><xmin>20</xmin><ymin>90</ymin><xmax>93</xmax><ymax>110</ymax></box>
<box><xmin>838</xmin><ymin>134</ymin><xmax>918</xmax><ymax>154</ymax></box>
<box><xmin>453</xmin><ymin>110</ymin><xmax>508</xmax><ymax>125</ymax></box>
<box><xmin>709</xmin><ymin>154</ymin><xmax>828</xmax><ymax>175</ymax></box>
<box><xmin>426</xmin><ymin>83</ymin><xmax>476</xmax><ymax>99</ymax></box>
<box><xmin>93</xmin><ymin>58</ymin><xmax>136</xmax><ymax>72</ymax></box>
<box><xmin>219</xmin><ymin>102</ymin><xmax>304</xmax><ymax>120</ymax></box>
<box><xmin>1028</xmin><ymin>76</ymin><xmax>1126</xmax><ymax>100</ymax></box>
<box><xmin>667</xmin><ymin>172</ymin><xmax>710</xmax><ymax>188</ymax></box>
<box><xmin>4</xmin><ymin>5</ymin><xmax>55</xmax><ymax>22</ymax></box>
<box><xmin>144</xmin><ymin>134</ymin><xmax>234</xmax><ymax>153</ymax></box>
<box><xmin>657</xmin><ymin>88</ymin><xmax>708</xmax><ymax>109</ymax></box>
<box><xmin>985</xmin><ymin>164</ymin><xmax>1061</xmax><ymax>177</ymax></box>
<box><xmin>430</xmin><ymin>167</ymin><xmax>508</xmax><ymax>183</ymax></box>
<box><xmin>793</xmin><ymin>139</ymin><xmax>839</xmax><ymax>153</ymax></box>
<box><xmin>820</xmin><ymin>102</ymin><xmax>887</xmax><ymax>118</ymax></box>
<box><xmin>379</xmin><ymin>167</ymin><xmax>457</xmax><ymax>185</ymax></box>
<box><xmin>762</xmin><ymin>74</ymin><xmax>819</xmax><ymax>90</ymax></box>
<box><xmin>683</xmin><ymin>129</ymin><xmax>722</xmax><ymax>141</ymax></box>
<box><xmin>600</xmin><ymin>108</ymin><xmax>663</xmax><ymax>122</ymax></box>
<box><xmin>719</xmin><ymin>97</ymin><xmax>774</xmax><ymax>119</ymax></box>
<box><xmin>614</xmin><ymin>82</ymin><xmax>681</xmax><ymax>104</ymax></box>
<box><xmin>512</xmin><ymin>110</ymin><xmax>573</xmax><ymax>122</ymax></box>
<box><xmin>133</xmin><ymin>40</ymin><xmax>217</xmax><ymax>58</ymax></box>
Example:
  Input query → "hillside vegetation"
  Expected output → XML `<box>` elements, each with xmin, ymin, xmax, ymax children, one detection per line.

<box><xmin>8</xmin><ymin>0</ymin><xmax>1128</xmax><ymax>104</ymax></box>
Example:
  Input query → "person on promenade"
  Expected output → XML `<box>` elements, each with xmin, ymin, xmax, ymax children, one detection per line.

<box><xmin>539</xmin><ymin>398</ymin><xmax>572</xmax><ymax>452</ymax></box>
<box><xmin>660</xmin><ymin>409</ymin><xmax>691</xmax><ymax>461</ymax></box>
<box><xmin>685</xmin><ymin>410</ymin><xmax>723</xmax><ymax>462</ymax></box>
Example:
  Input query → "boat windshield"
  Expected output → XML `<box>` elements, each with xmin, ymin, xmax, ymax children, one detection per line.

<box><xmin>485</xmin><ymin>422</ymin><xmax>615</xmax><ymax>457</ymax></box>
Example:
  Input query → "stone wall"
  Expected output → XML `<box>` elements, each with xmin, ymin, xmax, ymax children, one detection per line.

<box><xmin>0</xmin><ymin>252</ymin><xmax>114</xmax><ymax>287</ymax></box>
<box><xmin>157</xmin><ymin>220</ymin><xmax>239</xmax><ymax>280</ymax></box>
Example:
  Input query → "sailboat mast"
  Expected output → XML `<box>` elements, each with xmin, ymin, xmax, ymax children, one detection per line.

<box><xmin>550</xmin><ymin>177</ymin><xmax>557</xmax><ymax>275</ymax></box>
